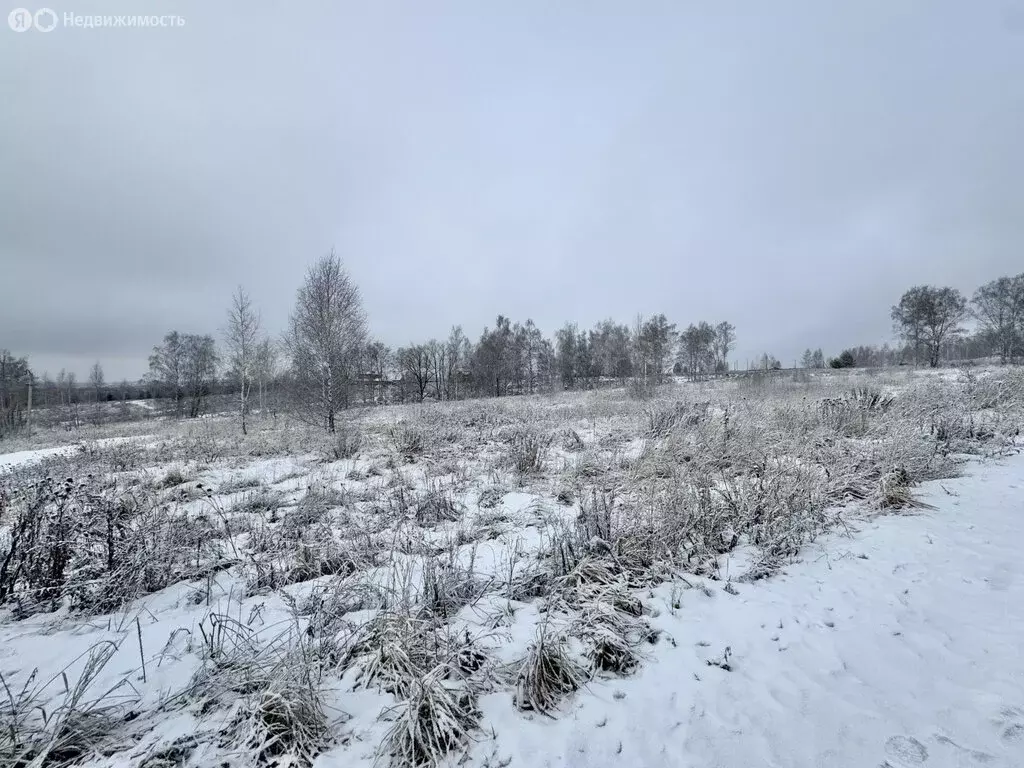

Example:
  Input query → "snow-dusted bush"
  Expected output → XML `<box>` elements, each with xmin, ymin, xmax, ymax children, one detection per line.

<box><xmin>0</xmin><ymin>465</ymin><xmax>220</xmax><ymax>615</ymax></box>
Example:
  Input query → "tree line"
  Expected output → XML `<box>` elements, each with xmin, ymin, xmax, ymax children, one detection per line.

<box><xmin>3</xmin><ymin>259</ymin><xmax>1022</xmax><ymax>438</ymax></box>
<box><xmin>794</xmin><ymin>274</ymin><xmax>1024</xmax><ymax>372</ymax></box>
<box><xmin>265</xmin><ymin>253</ymin><xmax>744</xmax><ymax>431</ymax></box>
<box><xmin>890</xmin><ymin>277</ymin><xmax>1024</xmax><ymax>367</ymax></box>
<box><xmin>142</xmin><ymin>253</ymin><xmax>742</xmax><ymax>432</ymax></box>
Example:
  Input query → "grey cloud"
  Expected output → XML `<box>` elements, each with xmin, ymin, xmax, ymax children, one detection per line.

<box><xmin>2</xmin><ymin>1</ymin><xmax>1023</xmax><ymax>380</ymax></box>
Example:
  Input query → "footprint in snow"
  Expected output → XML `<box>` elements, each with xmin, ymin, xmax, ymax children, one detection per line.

<box><xmin>934</xmin><ymin>734</ymin><xmax>994</xmax><ymax>764</ymax></box>
<box><xmin>994</xmin><ymin>706</ymin><xmax>1024</xmax><ymax>745</ymax></box>
<box><xmin>882</xmin><ymin>735</ymin><xmax>928</xmax><ymax>766</ymax></box>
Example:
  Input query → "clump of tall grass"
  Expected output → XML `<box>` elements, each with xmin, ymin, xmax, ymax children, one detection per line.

<box><xmin>572</xmin><ymin>600</ymin><xmax>655</xmax><ymax>676</ymax></box>
<box><xmin>380</xmin><ymin>666</ymin><xmax>480</xmax><ymax>768</ymax></box>
<box><xmin>389</xmin><ymin>423</ymin><xmax>426</xmax><ymax>461</ymax></box>
<box><xmin>186</xmin><ymin>605</ymin><xmax>336</xmax><ymax>767</ymax></box>
<box><xmin>512</xmin><ymin>624</ymin><xmax>588</xmax><ymax>715</ymax></box>
<box><xmin>0</xmin><ymin>641</ymin><xmax>138</xmax><ymax>767</ymax></box>
<box><xmin>326</xmin><ymin>422</ymin><xmax>363</xmax><ymax>460</ymax></box>
<box><xmin>505</xmin><ymin>430</ymin><xmax>551</xmax><ymax>475</ymax></box>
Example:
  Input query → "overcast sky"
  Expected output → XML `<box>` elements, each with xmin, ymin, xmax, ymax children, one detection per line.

<box><xmin>3</xmin><ymin>1</ymin><xmax>1023</xmax><ymax>381</ymax></box>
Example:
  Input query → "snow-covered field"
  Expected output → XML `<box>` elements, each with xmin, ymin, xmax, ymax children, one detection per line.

<box><xmin>485</xmin><ymin>451</ymin><xmax>1024</xmax><ymax>768</ymax></box>
<box><xmin>0</xmin><ymin>368</ymin><xmax>1022</xmax><ymax>768</ymax></box>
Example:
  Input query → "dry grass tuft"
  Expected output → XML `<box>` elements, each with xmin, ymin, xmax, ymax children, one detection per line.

<box><xmin>379</xmin><ymin>666</ymin><xmax>480</xmax><ymax>768</ymax></box>
<box><xmin>506</xmin><ymin>430</ymin><xmax>552</xmax><ymax>475</ymax></box>
<box><xmin>512</xmin><ymin>624</ymin><xmax>588</xmax><ymax>715</ymax></box>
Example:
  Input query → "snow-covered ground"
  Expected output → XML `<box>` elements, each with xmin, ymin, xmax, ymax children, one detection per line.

<box><xmin>1</xmin><ymin>370</ymin><xmax>1022</xmax><ymax>768</ymax></box>
<box><xmin>1</xmin><ymin>449</ymin><xmax>1020</xmax><ymax>767</ymax></box>
<box><xmin>0</xmin><ymin>435</ymin><xmax>151</xmax><ymax>473</ymax></box>
<box><xmin>0</xmin><ymin>445</ymin><xmax>70</xmax><ymax>471</ymax></box>
<box><xmin>471</xmin><ymin>451</ymin><xmax>1024</xmax><ymax>768</ymax></box>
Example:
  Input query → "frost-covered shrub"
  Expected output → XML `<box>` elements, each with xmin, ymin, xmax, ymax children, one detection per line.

<box><xmin>0</xmin><ymin>463</ymin><xmax>222</xmax><ymax>615</ymax></box>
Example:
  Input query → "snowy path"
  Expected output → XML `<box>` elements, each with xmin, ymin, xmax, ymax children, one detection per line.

<box><xmin>0</xmin><ymin>436</ymin><xmax>150</xmax><ymax>473</ymax></box>
<box><xmin>477</xmin><ymin>452</ymin><xmax>1024</xmax><ymax>768</ymax></box>
<box><xmin>0</xmin><ymin>446</ymin><xmax>73</xmax><ymax>472</ymax></box>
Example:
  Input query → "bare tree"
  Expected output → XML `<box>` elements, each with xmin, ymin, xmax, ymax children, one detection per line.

<box><xmin>536</xmin><ymin>337</ymin><xmax>556</xmax><ymax>392</ymax></box>
<box><xmin>117</xmin><ymin>378</ymin><xmax>130</xmax><ymax>417</ymax></box>
<box><xmin>66</xmin><ymin>370</ymin><xmax>79</xmax><ymax>427</ymax></box>
<box><xmin>473</xmin><ymin>316</ymin><xmax>514</xmax><ymax>396</ymax></box>
<box><xmin>509</xmin><ymin>322</ymin><xmax>528</xmax><ymax>394</ymax></box>
<box><xmin>224</xmin><ymin>286</ymin><xmax>261</xmax><ymax>434</ymax></box>
<box><xmin>56</xmin><ymin>369</ymin><xmax>67</xmax><ymax>407</ymax></box>
<box><xmin>89</xmin><ymin>361</ymin><xmax>104</xmax><ymax>403</ymax></box>
<box><xmin>149</xmin><ymin>331</ymin><xmax>186</xmax><ymax>417</ymax></box>
<box><xmin>182</xmin><ymin>335</ymin><xmax>218</xmax><ymax>417</ymax></box>
<box><xmin>971</xmin><ymin>275</ymin><xmax>1024</xmax><ymax>363</ymax></box>
<box><xmin>445</xmin><ymin>326</ymin><xmax>470</xmax><ymax>399</ymax></box>
<box><xmin>426</xmin><ymin>339</ymin><xmax>448</xmax><ymax>400</ymax></box>
<box><xmin>0</xmin><ymin>350</ymin><xmax>33</xmax><ymax>438</ymax></box>
<box><xmin>253</xmin><ymin>337</ymin><xmax>280</xmax><ymax>416</ymax></box>
<box><xmin>636</xmin><ymin>314</ymin><xmax>676</xmax><ymax>383</ymax></box>
<box><xmin>149</xmin><ymin>331</ymin><xmax>217</xmax><ymax>418</ymax></box>
<box><xmin>397</xmin><ymin>344</ymin><xmax>432</xmax><ymax>402</ymax></box>
<box><xmin>88</xmin><ymin>361</ymin><xmax>105</xmax><ymax>423</ymax></box>
<box><xmin>714</xmin><ymin>321</ymin><xmax>736</xmax><ymax>370</ymax></box>
<box><xmin>678</xmin><ymin>322</ymin><xmax>716</xmax><ymax>381</ymax></box>
<box><xmin>589</xmin><ymin>319</ymin><xmax>632</xmax><ymax>383</ymax></box>
<box><xmin>522</xmin><ymin>319</ymin><xmax>544</xmax><ymax>393</ymax></box>
<box><xmin>285</xmin><ymin>251</ymin><xmax>368</xmax><ymax>432</ymax></box>
<box><xmin>40</xmin><ymin>372</ymin><xmax>54</xmax><ymax>407</ymax></box>
<box><xmin>555</xmin><ymin>322</ymin><xmax>581</xmax><ymax>389</ymax></box>
<box><xmin>892</xmin><ymin>286</ymin><xmax>968</xmax><ymax>367</ymax></box>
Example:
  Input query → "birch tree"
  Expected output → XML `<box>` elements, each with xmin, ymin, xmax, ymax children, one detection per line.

<box><xmin>225</xmin><ymin>286</ymin><xmax>261</xmax><ymax>434</ymax></box>
<box><xmin>714</xmin><ymin>321</ymin><xmax>736</xmax><ymax>371</ymax></box>
<box><xmin>638</xmin><ymin>314</ymin><xmax>676</xmax><ymax>383</ymax></box>
<box><xmin>253</xmin><ymin>337</ymin><xmax>280</xmax><ymax>415</ymax></box>
<box><xmin>182</xmin><ymin>335</ymin><xmax>218</xmax><ymax>418</ymax></box>
<box><xmin>285</xmin><ymin>251</ymin><xmax>367</xmax><ymax>432</ymax></box>
<box><xmin>88</xmin><ymin>361</ymin><xmax>105</xmax><ymax>423</ymax></box>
